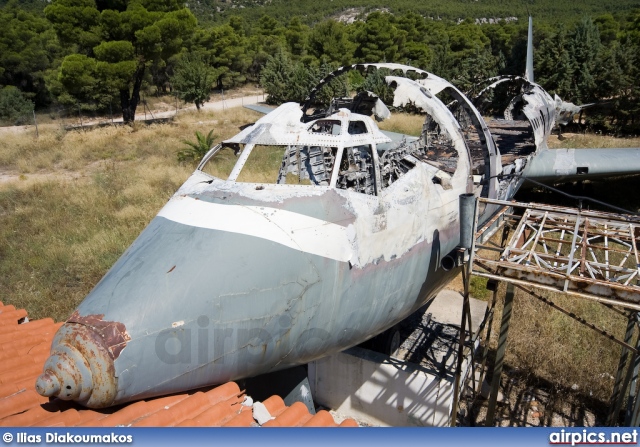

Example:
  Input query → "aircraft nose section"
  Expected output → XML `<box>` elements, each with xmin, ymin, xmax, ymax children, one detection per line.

<box><xmin>36</xmin><ymin>194</ymin><xmax>342</xmax><ymax>407</ymax></box>
<box><xmin>35</xmin><ymin>323</ymin><xmax>118</xmax><ymax>408</ymax></box>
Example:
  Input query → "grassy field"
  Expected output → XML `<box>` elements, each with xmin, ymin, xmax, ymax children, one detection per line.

<box><xmin>0</xmin><ymin>107</ymin><xmax>261</xmax><ymax>322</ymax></box>
<box><xmin>1</xmin><ymin>108</ymin><xmax>639</xmax><ymax>419</ymax></box>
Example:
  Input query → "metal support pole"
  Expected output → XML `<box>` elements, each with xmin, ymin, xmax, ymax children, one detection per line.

<box><xmin>626</xmin><ymin>314</ymin><xmax>640</xmax><ymax>426</ymax></box>
<box><xmin>450</xmin><ymin>194</ymin><xmax>479</xmax><ymax>426</ymax></box>
<box><xmin>485</xmin><ymin>282</ymin><xmax>515</xmax><ymax>426</ymax></box>
<box><xmin>32</xmin><ymin>109</ymin><xmax>38</xmax><ymax>138</ymax></box>
<box><xmin>608</xmin><ymin>314</ymin><xmax>637</xmax><ymax>425</ymax></box>
<box><xmin>632</xmin><ymin>389</ymin><xmax>640</xmax><ymax>427</ymax></box>
<box><xmin>476</xmin><ymin>287</ymin><xmax>498</xmax><ymax>397</ymax></box>
<box><xmin>450</xmin><ymin>269</ymin><xmax>470</xmax><ymax>426</ymax></box>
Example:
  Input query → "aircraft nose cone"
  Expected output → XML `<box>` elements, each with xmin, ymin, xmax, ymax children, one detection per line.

<box><xmin>35</xmin><ymin>322</ymin><xmax>118</xmax><ymax>408</ymax></box>
<box><xmin>35</xmin><ymin>372</ymin><xmax>60</xmax><ymax>397</ymax></box>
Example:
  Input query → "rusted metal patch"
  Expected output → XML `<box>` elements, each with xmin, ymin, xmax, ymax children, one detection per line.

<box><xmin>67</xmin><ymin>311</ymin><xmax>131</xmax><ymax>359</ymax></box>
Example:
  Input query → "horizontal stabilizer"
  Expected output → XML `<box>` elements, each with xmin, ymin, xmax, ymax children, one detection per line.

<box><xmin>522</xmin><ymin>147</ymin><xmax>640</xmax><ymax>184</ymax></box>
<box><xmin>244</xmin><ymin>103</ymin><xmax>275</xmax><ymax>115</ymax></box>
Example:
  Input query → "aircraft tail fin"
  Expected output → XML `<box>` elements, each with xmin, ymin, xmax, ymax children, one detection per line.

<box><xmin>525</xmin><ymin>16</ymin><xmax>534</xmax><ymax>83</ymax></box>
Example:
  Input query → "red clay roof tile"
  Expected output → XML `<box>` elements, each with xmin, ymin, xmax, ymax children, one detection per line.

<box><xmin>0</xmin><ymin>306</ymin><xmax>358</xmax><ymax>428</ymax></box>
<box><xmin>303</xmin><ymin>410</ymin><xmax>336</xmax><ymax>427</ymax></box>
<box><xmin>0</xmin><ymin>308</ymin><xmax>28</xmax><ymax>324</ymax></box>
<box><xmin>339</xmin><ymin>418</ymin><xmax>360</xmax><ymax>427</ymax></box>
<box><xmin>262</xmin><ymin>401</ymin><xmax>310</xmax><ymax>427</ymax></box>
<box><xmin>222</xmin><ymin>407</ymin><xmax>255</xmax><ymax>427</ymax></box>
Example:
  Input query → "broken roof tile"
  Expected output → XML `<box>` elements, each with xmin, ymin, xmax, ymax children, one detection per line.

<box><xmin>0</xmin><ymin>306</ymin><xmax>357</xmax><ymax>428</ymax></box>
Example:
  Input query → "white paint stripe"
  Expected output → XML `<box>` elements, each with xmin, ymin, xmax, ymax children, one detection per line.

<box><xmin>157</xmin><ymin>196</ymin><xmax>352</xmax><ymax>262</ymax></box>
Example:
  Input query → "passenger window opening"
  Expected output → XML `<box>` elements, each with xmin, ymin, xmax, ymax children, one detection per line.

<box><xmin>336</xmin><ymin>145</ymin><xmax>377</xmax><ymax>195</ymax></box>
<box><xmin>348</xmin><ymin>121</ymin><xmax>368</xmax><ymax>135</ymax></box>
<box><xmin>309</xmin><ymin>120</ymin><xmax>342</xmax><ymax>136</ymax></box>
<box><xmin>277</xmin><ymin>145</ymin><xmax>337</xmax><ymax>186</ymax></box>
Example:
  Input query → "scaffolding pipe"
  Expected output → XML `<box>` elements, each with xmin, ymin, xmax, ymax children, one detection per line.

<box><xmin>485</xmin><ymin>282</ymin><xmax>515</xmax><ymax>426</ymax></box>
<box><xmin>608</xmin><ymin>315</ymin><xmax>637</xmax><ymax>425</ymax></box>
<box><xmin>459</xmin><ymin>193</ymin><xmax>476</xmax><ymax>250</ymax></box>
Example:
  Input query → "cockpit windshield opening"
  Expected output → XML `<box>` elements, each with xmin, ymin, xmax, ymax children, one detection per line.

<box><xmin>235</xmin><ymin>145</ymin><xmax>286</xmax><ymax>183</ymax></box>
<box><xmin>198</xmin><ymin>145</ymin><xmax>238</xmax><ymax>180</ymax></box>
<box><xmin>277</xmin><ymin>145</ymin><xmax>337</xmax><ymax>186</ymax></box>
<box><xmin>336</xmin><ymin>145</ymin><xmax>376</xmax><ymax>195</ymax></box>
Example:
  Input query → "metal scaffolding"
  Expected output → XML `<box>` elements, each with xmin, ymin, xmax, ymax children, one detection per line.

<box><xmin>455</xmin><ymin>197</ymin><xmax>640</xmax><ymax>426</ymax></box>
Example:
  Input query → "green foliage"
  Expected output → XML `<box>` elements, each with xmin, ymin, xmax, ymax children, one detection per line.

<box><xmin>454</xmin><ymin>46</ymin><xmax>503</xmax><ymax>92</ymax></box>
<box><xmin>171</xmin><ymin>54</ymin><xmax>217</xmax><ymax>110</ymax></box>
<box><xmin>205</xmin><ymin>0</ymin><xmax>640</xmax><ymax>26</ymax></box>
<box><xmin>568</xmin><ymin>17</ymin><xmax>602</xmax><ymax>103</ymax></box>
<box><xmin>353</xmin><ymin>12</ymin><xmax>404</xmax><ymax>63</ymax></box>
<box><xmin>0</xmin><ymin>86</ymin><xmax>33</xmax><ymax>124</ymax></box>
<box><xmin>359</xmin><ymin>67</ymin><xmax>394</xmax><ymax>104</ymax></box>
<box><xmin>0</xmin><ymin>1</ymin><xmax>63</xmax><ymax>107</ymax></box>
<box><xmin>260</xmin><ymin>49</ymin><xmax>307</xmax><ymax>104</ymax></box>
<box><xmin>44</xmin><ymin>0</ymin><xmax>196</xmax><ymax>122</ymax></box>
<box><xmin>177</xmin><ymin>129</ymin><xmax>216</xmax><ymax>162</ymax></box>
<box><xmin>2</xmin><ymin>0</ymin><xmax>640</xmax><ymax>133</ymax></box>
<box><xmin>313</xmin><ymin>61</ymin><xmax>349</xmax><ymax>105</ymax></box>
<box><xmin>195</xmin><ymin>22</ymin><xmax>251</xmax><ymax>88</ymax></box>
<box><xmin>536</xmin><ymin>26</ymin><xmax>574</xmax><ymax>98</ymax></box>
<box><xmin>307</xmin><ymin>19</ymin><xmax>354</xmax><ymax>65</ymax></box>
<box><xmin>285</xmin><ymin>17</ymin><xmax>309</xmax><ymax>57</ymax></box>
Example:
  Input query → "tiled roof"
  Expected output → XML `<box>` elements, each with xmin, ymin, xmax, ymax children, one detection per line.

<box><xmin>0</xmin><ymin>302</ymin><xmax>357</xmax><ymax>427</ymax></box>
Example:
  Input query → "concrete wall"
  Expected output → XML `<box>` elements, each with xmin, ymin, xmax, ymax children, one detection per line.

<box><xmin>309</xmin><ymin>346</ymin><xmax>470</xmax><ymax>427</ymax></box>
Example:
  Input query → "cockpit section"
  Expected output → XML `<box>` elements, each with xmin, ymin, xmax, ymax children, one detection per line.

<box><xmin>197</xmin><ymin>64</ymin><xmax>506</xmax><ymax>206</ymax></box>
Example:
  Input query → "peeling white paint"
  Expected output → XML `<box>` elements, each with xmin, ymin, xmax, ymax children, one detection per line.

<box><xmin>158</xmin><ymin>195</ymin><xmax>353</xmax><ymax>263</ymax></box>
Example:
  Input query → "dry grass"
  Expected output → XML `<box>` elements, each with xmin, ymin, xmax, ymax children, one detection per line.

<box><xmin>0</xmin><ymin>108</ymin><xmax>261</xmax><ymax>322</ymax></box>
<box><xmin>377</xmin><ymin>112</ymin><xmax>425</xmax><ymax>136</ymax></box>
<box><xmin>236</xmin><ymin>145</ymin><xmax>285</xmax><ymax>183</ymax></box>
<box><xmin>548</xmin><ymin>133</ymin><xmax>640</xmax><ymax>149</ymax></box>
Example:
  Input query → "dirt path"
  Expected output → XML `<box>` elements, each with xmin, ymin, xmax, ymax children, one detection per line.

<box><xmin>0</xmin><ymin>93</ymin><xmax>266</xmax><ymax>136</ymax></box>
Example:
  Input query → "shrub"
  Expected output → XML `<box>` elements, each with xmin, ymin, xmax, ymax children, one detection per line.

<box><xmin>0</xmin><ymin>86</ymin><xmax>34</xmax><ymax>125</ymax></box>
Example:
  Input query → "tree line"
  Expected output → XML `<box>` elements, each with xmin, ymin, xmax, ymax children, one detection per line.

<box><xmin>0</xmin><ymin>0</ymin><xmax>639</xmax><ymax>132</ymax></box>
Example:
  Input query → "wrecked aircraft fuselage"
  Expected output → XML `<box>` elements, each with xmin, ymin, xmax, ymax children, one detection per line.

<box><xmin>36</xmin><ymin>64</ymin><xmax>532</xmax><ymax>408</ymax></box>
